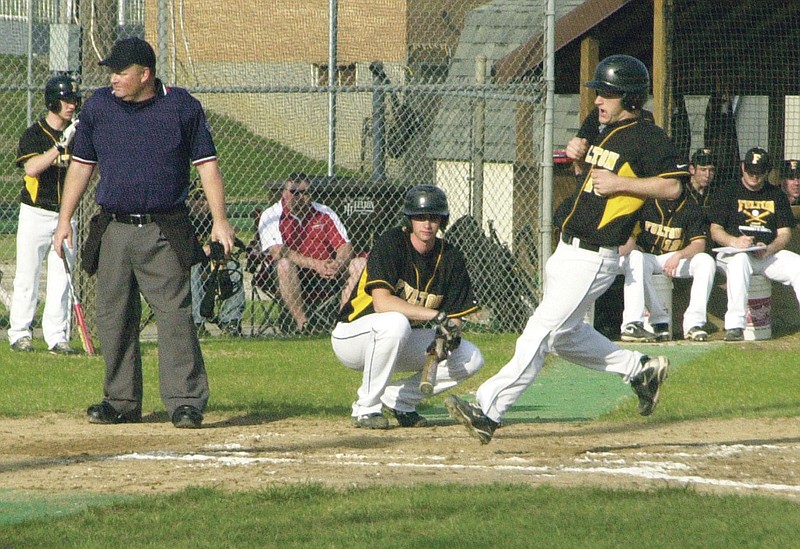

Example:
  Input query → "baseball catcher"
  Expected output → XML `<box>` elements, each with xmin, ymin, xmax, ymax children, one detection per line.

<box><xmin>331</xmin><ymin>185</ymin><xmax>483</xmax><ymax>429</ymax></box>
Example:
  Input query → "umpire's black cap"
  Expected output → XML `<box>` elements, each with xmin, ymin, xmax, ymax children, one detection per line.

<box><xmin>100</xmin><ymin>37</ymin><xmax>156</xmax><ymax>70</ymax></box>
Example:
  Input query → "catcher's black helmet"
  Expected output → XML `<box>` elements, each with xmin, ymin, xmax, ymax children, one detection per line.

<box><xmin>45</xmin><ymin>75</ymin><xmax>81</xmax><ymax>113</ymax></box>
<box><xmin>585</xmin><ymin>55</ymin><xmax>649</xmax><ymax>111</ymax></box>
<box><xmin>403</xmin><ymin>185</ymin><xmax>449</xmax><ymax>226</ymax></box>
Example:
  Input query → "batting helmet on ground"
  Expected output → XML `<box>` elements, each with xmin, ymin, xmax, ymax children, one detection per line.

<box><xmin>402</xmin><ymin>185</ymin><xmax>450</xmax><ymax>227</ymax></box>
<box><xmin>45</xmin><ymin>75</ymin><xmax>81</xmax><ymax>113</ymax></box>
<box><xmin>585</xmin><ymin>55</ymin><xmax>649</xmax><ymax>111</ymax></box>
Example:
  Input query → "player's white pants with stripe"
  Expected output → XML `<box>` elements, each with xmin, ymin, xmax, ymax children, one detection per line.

<box><xmin>620</xmin><ymin>250</ymin><xmax>715</xmax><ymax>335</ymax></box>
<box><xmin>475</xmin><ymin>240</ymin><xmax>648</xmax><ymax>423</ymax></box>
<box><xmin>716</xmin><ymin>250</ymin><xmax>800</xmax><ymax>330</ymax></box>
<box><xmin>8</xmin><ymin>204</ymin><xmax>74</xmax><ymax>348</ymax></box>
<box><xmin>331</xmin><ymin>311</ymin><xmax>484</xmax><ymax>417</ymax></box>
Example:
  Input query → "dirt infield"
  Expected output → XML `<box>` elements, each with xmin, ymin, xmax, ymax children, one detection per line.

<box><xmin>2</xmin><ymin>413</ymin><xmax>799</xmax><ymax>501</ymax></box>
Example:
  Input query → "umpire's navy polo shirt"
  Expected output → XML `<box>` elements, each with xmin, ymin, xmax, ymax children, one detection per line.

<box><xmin>71</xmin><ymin>80</ymin><xmax>217</xmax><ymax>214</ymax></box>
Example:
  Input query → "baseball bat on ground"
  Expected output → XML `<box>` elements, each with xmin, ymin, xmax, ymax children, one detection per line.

<box><xmin>419</xmin><ymin>333</ymin><xmax>447</xmax><ymax>395</ymax></box>
<box><xmin>61</xmin><ymin>243</ymin><xmax>96</xmax><ymax>355</ymax></box>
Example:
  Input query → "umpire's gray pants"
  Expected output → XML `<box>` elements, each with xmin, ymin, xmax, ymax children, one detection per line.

<box><xmin>96</xmin><ymin>221</ymin><xmax>209</xmax><ymax>417</ymax></box>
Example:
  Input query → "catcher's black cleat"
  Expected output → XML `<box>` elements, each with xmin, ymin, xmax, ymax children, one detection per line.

<box><xmin>87</xmin><ymin>401</ymin><xmax>142</xmax><ymax>424</ymax></box>
<box><xmin>630</xmin><ymin>355</ymin><xmax>669</xmax><ymax>416</ymax></box>
<box><xmin>351</xmin><ymin>413</ymin><xmax>389</xmax><ymax>429</ymax></box>
<box><xmin>445</xmin><ymin>395</ymin><xmax>498</xmax><ymax>444</ymax></box>
<box><xmin>172</xmin><ymin>405</ymin><xmax>203</xmax><ymax>429</ymax></box>
<box><xmin>384</xmin><ymin>406</ymin><xmax>429</xmax><ymax>427</ymax></box>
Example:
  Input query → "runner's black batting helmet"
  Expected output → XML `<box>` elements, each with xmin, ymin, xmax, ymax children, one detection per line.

<box><xmin>585</xmin><ymin>55</ymin><xmax>649</xmax><ymax>111</ymax></box>
<box><xmin>403</xmin><ymin>185</ymin><xmax>450</xmax><ymax>227</ymax></box>
<box><xmin>45</xmin><ymin>75</ymin><xmax>81</xmax><ymax>113</ymax></box>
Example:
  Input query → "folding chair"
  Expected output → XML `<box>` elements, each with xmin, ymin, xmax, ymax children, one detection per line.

<box><xmin>246</xmin><ymin>240</ymin><xmax>341</xmax><ymax>336</ymax></box>
<box><xmin>245</xmin><ymin>209</ymin><xmax>342</xmax><ymax>337</ymax></box>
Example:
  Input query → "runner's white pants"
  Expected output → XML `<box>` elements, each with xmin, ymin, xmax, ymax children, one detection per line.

<box><xmin>8</xmin><ymin>203</ymin><xmax>75</xmax><ymax>347</ymax></box>
<box><xmin>716</xmin><ymin>250</ymin><xmax>800</xmax><ymax>329</ymax></box>
<box><xmin>620</xmin><ymin>249</ymin><xmax>715</xmax><ymax>335</ymax></box>
<box><xmin>476</xmin><ymin>240</ymin><xmax>647</xmax><ymax>423</ymax></box>
<box><xmin>331</xmin><ymin>311</ymin><xmax>484</xmax><ymax>417</ymax></box>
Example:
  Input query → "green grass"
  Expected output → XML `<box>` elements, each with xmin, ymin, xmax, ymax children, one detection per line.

<box><xmin>603</xmin><ymin>342</ymin><xmax>800</xmax><ymax>422</ymax></box>
<box><xmin>3</xmin><ymin>484</ymin><xmax>799</xmax><ymax>548</ymax></box>
<box><xmin>3</xmin><ymin>334</ymin><xmax>800</xmax><ymax>546</ymax></box>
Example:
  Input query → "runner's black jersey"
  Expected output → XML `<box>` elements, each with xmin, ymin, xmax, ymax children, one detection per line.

<box><xmin>708</xmin><ymin>180</ymin><xmax>796</xmax><ymax>245</ymax></box>
<box><xmin>634</xmin><ymin>194</ymin><xmax>707</xmax><ymax>255</ymax></box>
<box><xmin>562</xmin><ymin>116</ymin><xmax>689</xmax><ymax>247</ymax></box>
<box><xmin>338</xmin><ymin>226</ymin><xmax>478</xmax><ymax>323</ymax></box>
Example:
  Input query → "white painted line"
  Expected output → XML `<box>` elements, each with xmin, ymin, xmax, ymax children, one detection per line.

<box><xmin>110</xmin><ymin>449</ymin><xmax>800</xmax><ymax>495</ymax></box>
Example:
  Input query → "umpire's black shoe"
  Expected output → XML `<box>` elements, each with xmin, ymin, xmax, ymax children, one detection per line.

<box><xmin>384</xmin><ymin>406</ymin><xmax>429</xmax><ymax>427</ymax></box>
<box><xmin>171</xmin><ymin>405</ymin><xmax>203</xmax><ymax>429</ymax></box>
<box><xmin>87</xmin><ymin>401</ymin><xmax>142</xmax><ymax>424</ymax></box>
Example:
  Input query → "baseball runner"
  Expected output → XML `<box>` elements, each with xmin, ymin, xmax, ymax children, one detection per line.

<box><xmin>619</xmin><ymin>190</ymin><xmax>715</xmax><ymax>342</ymax></box>
<box><xmin>709</xmin><ymin>147</ymin><xmax>800</xmax><ymax>341</ymax></box>
<box><xmin>331</xmin><ymin>185</ymin><xmax>483</xmax><ymax>429</ymax></box>
<box><xmin>8</xmin><ymin>75</ymin><xmax>80</xmax><ymax>354</ymax></box>
<box><xmin>446</xmin><ymin>55</ymin><xmax>689</xmax><ymax>444</ymax></box>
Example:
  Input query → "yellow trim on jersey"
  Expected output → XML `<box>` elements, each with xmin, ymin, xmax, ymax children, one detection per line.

<box><xmin>24</xmin><ymin>175</ymin><xmax>39</xmax><ymax>203</ymax></box>
<box><xmin>346</xmin><ymin>269</ymin><xmax>373</xmax><ymax>321</ymax></box>
<box><xmin>597</xmin><ymin>162</ymin><xmax>645</xmax><ymax>229</ymax></box>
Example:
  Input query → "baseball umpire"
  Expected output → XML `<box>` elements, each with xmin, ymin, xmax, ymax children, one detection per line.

<box><xmin>446</xmin><ymin>55</ymin><xmax>689</xmax><ymax>444</ymax></box>
<box><xmin>8</xmin><ymin>75</ymin><xmax>81</xmax><ymax>354</ymax></box>
<box><xmin>331</xmin><ymin>185</ymin><xmax>483</xmax><ymax>429</ymax></box>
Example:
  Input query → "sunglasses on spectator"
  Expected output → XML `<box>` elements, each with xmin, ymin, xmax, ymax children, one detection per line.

<box><xmin>286</xmin><ymin>187</ymin><xmax>310</xmax><ymax>196</ymax></box>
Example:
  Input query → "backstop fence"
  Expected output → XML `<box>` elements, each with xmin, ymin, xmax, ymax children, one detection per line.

<box><xmin>0</xmin><ymin>0</ymin><xmax>797</xmax><ymax>342</ymax></box>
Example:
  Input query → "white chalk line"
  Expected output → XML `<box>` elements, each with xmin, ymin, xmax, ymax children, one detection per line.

<box><xmin>110</xmin><ymin>444</ymin><xmax>800</xmax><ymax>495</ymax></box>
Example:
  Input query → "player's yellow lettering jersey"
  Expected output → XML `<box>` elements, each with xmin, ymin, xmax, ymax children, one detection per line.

<box><xmin>634</xmin><ymin>193</ymin><xmax>708</xmax><ymax>255</ymax></box>
<box><xmin>562</xmin><ymin>116</ymin><xmax>689</xmax><ymax>247</ymax></box>
<box><xmin>338</xmin><ymin>226</ymin><xmax>478</xmax><ymax>323</ymax></box>
<box><xmin>708</xmin><ymin>180</ymin><xmax>796</xmax><ymax>245</ymax></box>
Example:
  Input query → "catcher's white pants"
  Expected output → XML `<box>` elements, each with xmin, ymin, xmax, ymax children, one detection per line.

<box><xmin>620</xmin><ymin>250</ymin><xmax>715</xmax><ymax>335</ymax></box>
<box><xmin>716</xmin><ymin>250</ymin><xmax>800</xmax><ymax>329</ymax></box>
<box><xmin>8</xmin><ymin>203</ymin><xmax>74</xmax><ymax>347</ymax></box>
<box><xmin>331</xmin><ymin>311</ymin><xmax>484</xmax><ymax>417</ymax></box>
<box><xmin>476</xmin><ymin>240</ymin><xmax>647</xmax><ymax>423</ymax></box>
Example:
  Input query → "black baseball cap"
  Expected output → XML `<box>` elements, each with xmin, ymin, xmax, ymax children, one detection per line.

<box><xmin>691</xmin><ymin>147</ymin><xmax>714</xmax><ymax>166</ymax></box>
<box><xmin>743</xmin><ymin>147</ymin><xmax>771</xmax><ymax>175</ymax></box>
<box><xmin>99</xmin><ymin>37</ymin><xmax>156</xmax><ymax>70</ymax></box>
<box><xmin>780</xmin><ymin>159</ymin><xmax>800</xmax><ymax>179</ymax></box>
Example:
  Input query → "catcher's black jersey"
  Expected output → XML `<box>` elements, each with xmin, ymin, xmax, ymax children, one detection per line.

<box><xmin>562</xmin><ymin>116</ymin><xmax>689</xmax><ymax>247</ymax></box>
<box><xmin>338</xmin><ymin>226</ymin><xmax>478</xmax><ymax>323</ymax></box>
<box><xmin>15</xmin><ymin>118</ymin><xmax>70</xmax><ymax>210</ymax></box>
<box><xmin>634</xmin><ymin>194</ymin><xmax>707</xmax><ymax>255</ymax></box>
<box><xmin>708</xmin><ymin>181</ymin><xmax>796</xmax><ymax>245</ymax></box>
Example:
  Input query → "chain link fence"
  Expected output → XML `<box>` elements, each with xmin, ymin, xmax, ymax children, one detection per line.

<box><xmin>0</xmin><ymin>0</ymin><xmax>546</xmax><ymax>342</ymax></box>
<box><xmin>5</xmin><ymin>1</ymin><xmax>795</xmax><ymax>344</ymax></box>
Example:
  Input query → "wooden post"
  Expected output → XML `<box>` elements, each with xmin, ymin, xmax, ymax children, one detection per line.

<box><xmin>652</xmin><ymin>0</ymin><xmax>668</xmax><ymax>128</ymax></box>
<box><xmin>579</xmin><ymin>37</ymin><xmax>599</xmax><ymax>122</ymax></box>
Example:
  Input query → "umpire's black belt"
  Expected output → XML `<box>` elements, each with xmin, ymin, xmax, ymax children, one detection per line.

<box><xmin>110</xmin><ymin>213</ymin><xmax>156</xmax><ymax>226</ymax></box>
<box><xmin>561</xmin><ymin>233</ymin><xmax>614</xmax><ymax>253</ymax></box>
